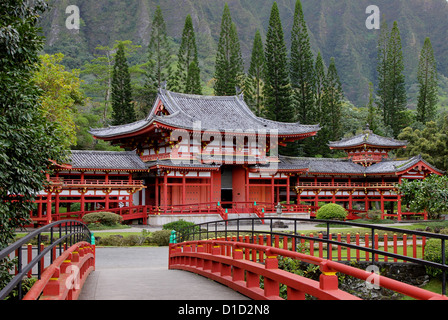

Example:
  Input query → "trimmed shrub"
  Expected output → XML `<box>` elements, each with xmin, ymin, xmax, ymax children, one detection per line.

<box><xmin>83</xmin><ymin>212</ymin><xmax>123</xmax><ymax>226</ymax></box>
<box><xmin>316</xmin><ymin>203</ymin><xmax>347</xmax><ymax>221</ymax></box>
<box><xmin>424</xmin><ymin>239</ymin><xmax>448</xmax><ymax>277</ymax></box>
<box><xmin>163</xmin><ymin>219</ymin><xmax>198</xmax><ymax>233</ymax></box>
<box><xmin>150</xmin><ymin>230</ymin><xmax>172</xmax><ymax>246</ymax></box>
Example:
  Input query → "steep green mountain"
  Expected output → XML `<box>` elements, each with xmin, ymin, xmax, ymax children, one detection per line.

<box><xmin>40</xmin><ymin>0</ymin><xmax>448</xmax><ymax>107</ymax></box>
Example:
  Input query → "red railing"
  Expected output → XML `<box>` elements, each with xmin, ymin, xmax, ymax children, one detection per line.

<box><xmin>24</xmin><ymin>242</ymin><xmax>95</xmax><ymax>300</ymax></box>
<box><xmin>54</xmin><ymin>205</ymin><xmax>150</xmax><ymax>224</ymax></box>
<box><xmin>296</xmin><ymin>181</ymin><xmax>396</xmax><ymax>188</ymax></box>
<box><xmin>169</xmin><ymin>239</ymin><xmax>448</xmax><ymax>300</ymax></box>
<box><xmin>48</xmin><ymin>178</ymin><xmax>144</xmax><ymax>187</ymax></box>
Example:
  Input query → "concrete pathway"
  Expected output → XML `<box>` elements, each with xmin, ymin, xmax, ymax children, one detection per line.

<box><xmin>78</xmin><ymin>247</ymin><xmax>249</xmax><ymax>300</ymax></box>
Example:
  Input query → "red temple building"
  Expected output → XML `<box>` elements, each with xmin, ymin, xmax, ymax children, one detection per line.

<box><xmin>31</xmin><ymin>90</ymin><xmax>443</xmax><ymax>225</ymax></box>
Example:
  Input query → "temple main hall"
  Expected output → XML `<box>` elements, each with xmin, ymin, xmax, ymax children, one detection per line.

<box><xmin>31</xmin><ymin>90</ymin><xmax>443</xmax><ymax>225</ymax></box>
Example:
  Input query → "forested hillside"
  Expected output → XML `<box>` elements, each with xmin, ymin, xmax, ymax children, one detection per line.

<box><xmin>38</xmin><ymin>0</ymin><xmax>448</xmax><ymax>170</ymax></box>
<box><xmin>41</xmin><ymin>0</ymin><xmax>448</xmax><ymax>106</ymax></box>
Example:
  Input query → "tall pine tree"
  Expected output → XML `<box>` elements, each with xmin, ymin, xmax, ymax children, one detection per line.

<box><xmin>290</xmin><ymin>0</ymin><xmax>315</xmax><ymax>125</ymax></box>
<box><xmin>244</xmin><ymin>29</ymin><xmax>265</xmax><ymax>116</ymax></box>
<box><xmin>170</xmin><ymin>15</ymin><xmax>201</xmax><ymax>94</ymax></box>
<box><xmin>322</xmin><ymin>58</ymin><xmax>344</xmax><ymax>144</ymax></box>
<box><xmin>111</xmin><ymin>42</ymin><xmax>136</xmax><ymax>125</ymax></box>
<box><xmin>264</xmin><ymin>2</ymin><xmax>295</xmax><ymax>156</ymax></box>
<box><xmin>376</xmin><ymin>17</ymin><xmax>389</xmax><ymax>124</ymax></box>
<box><xmin>386</xmin><ymin>21</ymin><xmax>407</xmax><ymax>136</ymax></box>
<box><xmin>416</xmin><ymin>37</ymin><xmax>438</xmax><ymax>124</ymax></box>
<box><xmin>263</xmin><ymin>2</ymin><xmax>293</xmax><ymax>123</ymax></box>
<box><xmin>214</xmin><ymin>3</ymin><xmax>244</xmax><ymax>96</ymax></box>
<box><xmin>146</xmin><ymin>6</ymin><xmax>172</xmax><ymax>98</ymax></box>
<box><xmin>310</xmin><ymin>51</ymin><xmax>327</xmax><ymax>156</ymax></box>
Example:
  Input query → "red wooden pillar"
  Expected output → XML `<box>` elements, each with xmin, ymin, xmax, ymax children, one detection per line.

<box><xmin>210</xmin><ymin>170</ymin><xmax>214</xmax><ymax>203</ymax></box>
<box><xmin>105</xmin><ymin>190</ymin><xmax>110</xmax><ymax>210</ymax></box>
<box><xmin>46</xmin><ymin>193</ymin><xmax>52</xmax><ymax>224</ymax></box>
<box><xmin>163</xmin><ymin>172</ymin><xmax>168</xmax><ymax>211</ymax></box>
<box><xmin>397</xmin><ymin>177</ymin><xmax>402</xmax><ymax>221</ymax></box>
<box><xmin>182</xmin><ymin>173</ymin><xmax>186</xmax><ymax>206</ymax></box>
<box><xmin>155</xmin><ymin>176</ymin><xmax>159</xmax><ymax>208</ymax></box>
<box><xmin>286</xmin><ymin>174</ymin><xmax>290</xmax><ymax>205</ymax></box>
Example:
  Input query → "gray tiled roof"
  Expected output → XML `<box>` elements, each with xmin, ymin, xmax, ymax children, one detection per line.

<box><xmin>329</xmin><ymin>130</ymin><xmax>407</xmax><ymax>149</ymax></box>
<box><xmin>90</xmin><ymin>89</ymin><xmax>320</xmax><ymax>138</ymax></box>
<box><xmin>276</xmin><ymin>155</ymin><xmax>439</xmax><ymax>175</ymax></box>
<box><xmin>69</xmin><ymin>150</ymin><xmax>147</xmax><ymax>170</ymax></box>
<box><xmin>278</xmin><ymin>156</ymin><xmax>364</xmax><ymax>174</ymax></box>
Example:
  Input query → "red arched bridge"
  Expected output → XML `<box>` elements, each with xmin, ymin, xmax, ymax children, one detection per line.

<box><xmin>1</xmin><ymin>218</ymin><xmax>447</xmax><ymax>300</ymax></box>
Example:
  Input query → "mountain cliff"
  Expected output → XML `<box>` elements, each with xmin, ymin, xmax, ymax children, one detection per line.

<box><xmin>40</xmin><ymin>0</ymin><xmax>448</xmax><ymax>106</ymax></box>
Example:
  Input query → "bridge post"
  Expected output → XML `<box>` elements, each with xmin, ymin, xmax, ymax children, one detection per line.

<box><xmin>264</xmin><ymin>251</ymin><xmax>279</xmax><ymax>298</ymax></box>
<box><xmin>43</xmin><ymin>268</ymin><xmax>61</xmax><ymax>297</ymax></box>
<box><xmin>319</xmin><ymin>262</ymin><xmax>339</xmax><ymax>291</ymax></box>
<box><xmin>211</xmin><ymin>244</ymin><xmax>221</xmax><ymax>273</ymax></box>
<box><xmin>232</xmin><ymin>248</ymin><xmax>244</xmax><ymax>282</ymax></box>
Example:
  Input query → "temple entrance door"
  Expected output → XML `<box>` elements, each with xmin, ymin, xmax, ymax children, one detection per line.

<box><xmin>221</xmin><ymin>166</ymin><xmax>233</xmax><ymax>208</ymax></box>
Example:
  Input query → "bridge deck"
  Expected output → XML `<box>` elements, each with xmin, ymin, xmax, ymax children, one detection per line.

<box><xmin>79</xmin><ymin>247</ymin><xmax>249</xmax><ymax>300</ymax></box>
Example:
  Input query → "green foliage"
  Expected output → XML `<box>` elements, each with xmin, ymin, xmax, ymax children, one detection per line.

<box><xmin>151</xmin><ymin>230</ymin><xmax>172</xmax><ymax>246</ymax></box>
<box><xmin>162</xmin><ymin>219</ymin><xmax>197</xmax><ymax>233</ymax></box>
<box><xmin>263</xmin><ymin>2</ymin><xmax>294</xmax><ymax>124</ymax></box>
<box><xmin>316</xmin><ymin>203</ymin><xmax>348</xmax><ymax>221</ymax></box>
<box><xmin>424</xmin><ymin>239</ymin><xmax>448</xmax><ymax>278</ymax></box>
<box><xmin>397</xmin><ymin>115</ymin><xmax>448</xmax><ymax>172</ymax></box>
<box><xmin>147</xmin><ymin>6</ymin><xmax>172</xmax><ymax>91</ymax></box>
<box><xmin>244</xmin><ymin>29</ymin><xmax>265</xmax><ymax>116</ymax></box>
<box><xmin>0</xmin><ymin>0</ymin><xmax>70</xmax><ymax>292</ymax></box>
<box><xmin>111</xmin><ymin>42</ymin><xmax>136</xmax><ymax>125</ymax></box>
<box><xmin>33</xmin><ymin>53</ymin><xmax>85</xmax><ymax>149</ymax></box>
<box><xmin>290</xmin><ymin>0</ymin><xmax>315</xmax><ymax>125</ymax></box>
<box><xmin>83</xmin><ymin>212</ymin><xmax>123</xmax><ymax>226</ymax></box>
<box><xmin>398</xmin><ymin>175</ymin><xmax>448</xmax><ymax>220</ymax></box>
<box><xmin>417</xmin><ymin>37</ymin><xmax>438</xmax><ymax>124</ymax></box>
<box><xmin>170</xmin><ymin>15</ymin><xmax>201</xmax><ymax>94</ymax></box>
<box><xmin>213</xmin><ymin>3</ymin><xmax>244</xmax><ymax>96</ymax></box>
<box><xmin>377</xmin><ymin>21</ymin><xmax>408</xmax><ymax>137</ymax></box>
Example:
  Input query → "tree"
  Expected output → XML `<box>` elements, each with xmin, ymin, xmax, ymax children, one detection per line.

<box><xmin>263</xmin><ymin>2</ymin><xmax>293</xmax><ymax>123</ymax></box>
<box><xmin>146</xmin><ymin>6</ymin><xmax>172</xmax><ymax>101</ymax></box>
<box><xmin>376</xmin><ymin>17</ymin><xmax>389</xmax><ymax>125</ymax></box>
<box><xmin>397</xmin><ymin>114</ymin><xmax>448</xmax><ymax>172</ymax></box>
<box><xmin>308</xmin><ymin>51</ymin><xmax>327</xmax><ymax>156</ymax></box>
<box><xmin>0</xmin><ymin>0</ymin><xmax>68</xmax><ymax>289</ymax></box>
<box><xmin>322</xmin><ymin>58</ymin><xmax>344</xmax><ymax>143</ymax></box>
<box><xmin>290</xmin><ymin>0</ymin><xmax>315</xmax><ymax>125</ymax></box>
<box><xmin>185</xmin><ymin>61</ymin><xmax>202</xmax><ymax>95</ymax></box>
<box><xmin>214</xmin><ymin>3</ymin><xmax>244</xmax><ymax>96</ymax></box>
<box><xmin>170</xmin><ymin>15</ymin><xmax>201</xmax><ymax>94</ymax></box>
<box><xmin>416</xmin><ymin>37</ymin><xmax>438</xmax><ymax>124</ymax></box>
<box><xmin>378</xmin><ymin>21</ymin><xmax>407</xmax><ymax>137</ymax></box>
<box><xmin>398</xmin><ymin>175</ymin><xmax>448</xmax><ymax>220</ymax></box>
<box><xmin>82</xmin><ymin>41</ymin><xmax>140</xmax><ymax>125</ymax></box>
<box><xmin>111</xmin><ymin>42</ymin><xmax>136</xmax><ymax>125</ymax></box>
<box><xmin>244</xmin><ymin>29</ymin><xmax>265</xmax><ymax>116</ymax></box>
<box><xmin>33</xmin><ymin>53</ymin><xmax>85</xmax><ymax>150</ymax></box>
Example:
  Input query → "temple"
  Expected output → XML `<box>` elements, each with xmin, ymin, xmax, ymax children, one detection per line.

<box><xmin>31</xmin><ymin>89</ymin><xmax>443</xmax><ymax>225</ymax></box>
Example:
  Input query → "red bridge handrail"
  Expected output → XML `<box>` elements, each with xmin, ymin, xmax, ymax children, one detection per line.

<box><xmin>169</xmin><ymin>239</ymin><xmax>448</xmax><ymax>300</ymax></box>
<box><xmin>24</xmin><ymin>241</ymin><xmax>95</xmax><ymax>300</ymax></box>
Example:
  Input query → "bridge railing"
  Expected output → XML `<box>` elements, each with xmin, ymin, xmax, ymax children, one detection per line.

<box><xmin>169</xmin><ymin>239</ymin><xmax>448</xmax><ymax>300</ymax></box>
<box><xmin>0</xmin><ymin>220</ymin><xmax>94</xmax><ymax>300</ymax></box>
<box><xmin>176</xmin><ymin>217</ymin><xmax>448</xmax><ymax>296</ymax></box>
